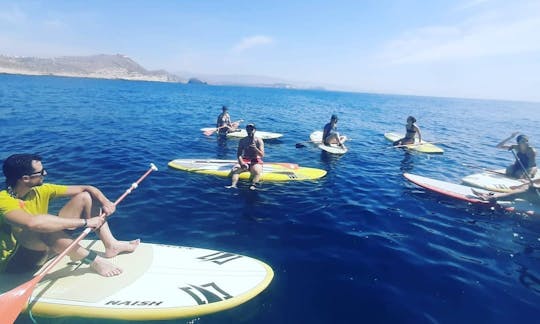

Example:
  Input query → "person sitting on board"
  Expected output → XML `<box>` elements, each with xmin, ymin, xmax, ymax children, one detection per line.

<box><xmin>322</xmin><ymin>114</ymin><xmax>346</xmax><ymax>148</ymax></box>
<box><xmin>393</xmin><ymin>116</ymin><xmax>422</xmax><ymax>146</ymax></box>
<box><xmin>216</xmin><ymin>105</ymin><xmax>236</xmax><ymax>135</ymax></box>
<box><xmin>0</xmin><ymin>153</ymin><xmax>139</xmax><ymax>277</ymax></box>
<box><xmin>496</xmin><ymin>133</ymin><xmax>537</xmax><ymax>179</ymax></box>
<box><xmin>227</xmin><ymin>124</ymin><xmax>265</xmax><ymax>190</ymax></box>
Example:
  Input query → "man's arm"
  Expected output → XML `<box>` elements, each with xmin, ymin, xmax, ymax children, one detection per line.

<box><xmin>414</xmin><ymin>125</ymin><xmax>422</xmax><ymax>143</ymax></box>
<box><xmin>496</xmin><ymin>132</ymin><xmax>519</xmax><ymax>149</ymax></box>
<box><xmin>63</xmin><ymin>185</ymin><xmax>115</xmax><ymax>216</ymax></box>
<box><xmin>256</xmin><ymin>138</ymin><xmax>265</xmax><ymax>158</ymax></box>
<box><xmin>5</xmin><ymin>209</ymin><xmax>104</xmax><ymax>232</ymax></box>
<box><xmin>237</xmin><ymin>139</ymin><xmax>247</xmax><ymax>166</ymax></box>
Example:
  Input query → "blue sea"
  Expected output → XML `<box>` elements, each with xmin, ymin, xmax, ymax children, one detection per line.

<box><xmin>2</xmin><ymin>74</ymin><xmax>540</xmax><ymax>324</ymax></box>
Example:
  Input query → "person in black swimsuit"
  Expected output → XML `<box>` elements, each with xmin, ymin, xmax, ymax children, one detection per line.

<box><xmin>393</xmin><ymin>116</ymin><xmax>422</xmax><ymax>146</ymax></box>
<box><xmin>497</xmin><ymin>133</ymin><xmax>537</xmax><ymax>179</ymax></box>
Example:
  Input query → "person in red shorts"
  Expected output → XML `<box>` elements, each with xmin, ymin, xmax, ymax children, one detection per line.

<box><xmin>227</xmin><ymin>124</ymin><xmax>265</xmax><ymax>190</ymax></box>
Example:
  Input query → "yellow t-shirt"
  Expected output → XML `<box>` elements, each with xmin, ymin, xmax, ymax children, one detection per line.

<box><xmin>0</xmin><ymin>184</ymin><xmax>68</xmax><ymax>271</ymax></box>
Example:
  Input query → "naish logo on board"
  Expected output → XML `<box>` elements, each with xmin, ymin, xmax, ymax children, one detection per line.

<box><xmin>180</xmin><ymin>282</ymin><xmax>233</xmax><ymax>305</ymax></box>
<box><xmin>197</xmin><ymin>251</ymin><xmax>242</xmax><ymax>265</ymax></box>
<box><xmin>105</xmin><ymin>300</ymin><xmax>164</xmax><ymax>306</ymax></box>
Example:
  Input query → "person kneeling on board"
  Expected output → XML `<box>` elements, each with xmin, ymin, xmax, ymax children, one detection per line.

<box><xmin>323</xmin><ymin>114</ymin><xmax>346</xmax><ymax>148</ymax></box>
<box><xmin>216</xmin><ymin>105</ymin><xmax>236</xmax><ymax>136</ymax></box>
<box><xmin>0</xmin><ymin>153</ymin><xmax>139</xmax><ymax>277</ymax></box>
<box><xmin>393</xmin><ymin>116</ymin><xmax>422</xmax><ymax>146</ymax></box>
<box><xmin>496</xmin><ymin>133</ymin><xmax>537</xmax><ymax>179</ymax></box>
<box><xmin>227</xmin><ymin>124</ymin><xmax>265</xmax><ymax>190</ymax></box>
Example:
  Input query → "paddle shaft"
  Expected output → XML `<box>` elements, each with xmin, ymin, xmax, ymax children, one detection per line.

<box><xmin>0</xmin><ymin>163</ymin><xmax>157</xmax><ymax>324</ymax></box>
<box><xmin>461</xmin><ymin>163</ymin><xmax>506</xmax><ymax>175</ymax></box>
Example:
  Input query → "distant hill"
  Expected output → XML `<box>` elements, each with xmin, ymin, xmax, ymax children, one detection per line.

<box><xmin>0</xmin><ymin>53</ymin><xmax>327</xmax><ymax>90</ymax></box>
<box><xmin>0</xmin><ymin>54</ymin><xmax>183</xmax><ymax>83</ymax></box>
<box><xmin>176</xmin><ymin>72</ymin><xmax>327</xmax><ymax>90</ymax></box>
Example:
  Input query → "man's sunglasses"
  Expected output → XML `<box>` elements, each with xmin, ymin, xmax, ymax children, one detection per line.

<box><xmin>27</xmin><ymin>169</ymin><xmax>47</xmax><ymax>177</ymax></box>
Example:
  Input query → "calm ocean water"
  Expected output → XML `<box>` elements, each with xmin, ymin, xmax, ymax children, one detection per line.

<box><xmin>2</xmin><ymin>74</ymin><xmax>540</xmax><ymax>324</ymax></box>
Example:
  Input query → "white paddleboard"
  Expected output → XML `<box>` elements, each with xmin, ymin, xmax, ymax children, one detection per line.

<box><xmin>404</xmin><ymin>173</ymin><xmax>540</xmax><ymax>215</ymax></box>
<box><xmin>404</xmin><ymin>173</ymin><xmax>489</xmax><ymax>204</ymax></box>
<box><xmin>461</xmin><ymin>169</ymin><xmax>539</xmax><ymax>192</ymax></box>
<box><xmin>226</xmin><ymin>129</ymin><xmax>283</xmax><ymax>140</ymax></box>
<box><xmin>0</xmin><ymin>240</ymin><xmax>274</xmax><ymax>321</ymax></box>
<box><xmin>310</xmin><ymin>131</ymin><xmax>348</xmax><ymax>155</ymax></box>
<box><xmin>200</xmin><ymin>128</ymin><xmax>283</xmax><ymax>140</ymax></box>
<box><xmin>309</xmin><ymin>131</ymin><xmax>324</xmax><ymax>143</ymax></box>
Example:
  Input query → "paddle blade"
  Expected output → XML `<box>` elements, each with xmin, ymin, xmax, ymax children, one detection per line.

<box><xmin>0</xmin><ymin>276</ymin><xmax>40</xmax><ymax>324</ymax></box>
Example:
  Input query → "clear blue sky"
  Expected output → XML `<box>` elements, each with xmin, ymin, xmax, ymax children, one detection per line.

<box><xmin>1</xmin><ymin>0</ymin><xmax>539</xmax><ymax>102</ymax></box>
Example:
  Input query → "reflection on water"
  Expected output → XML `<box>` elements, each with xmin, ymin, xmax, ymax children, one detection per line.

<box><xmin>319</xmin><ymin>150</ymin><xmax>345</xmax><ymax>170</ymax></box>
<box><xmin>216</xmin><ymin>136</ymin><xmax>231</xmax><ymax>159</ymax></box>
<box><xmin>400</xmin><ymin>151</ymin><xmax>414</xmax><ymax>173</ymax></box>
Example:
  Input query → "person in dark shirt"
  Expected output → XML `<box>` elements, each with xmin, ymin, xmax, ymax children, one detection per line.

<box><xmin>496</xmin><ymin>133</ymin><xmax>537</xmax><ymax>179</ymax></box>
<box><xmin>322</xmin><ymin>115</ymin><xmax>346</xmax><ymax>148</ymax></box>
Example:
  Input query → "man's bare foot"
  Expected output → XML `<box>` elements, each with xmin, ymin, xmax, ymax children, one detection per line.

<box><xmin>91</xmin><ymin>256</ymin><xmax>122</xmax><ymax>277</ymax></box>
<box><xmin>104</xmin><ymin>239</ymin><xmax>140</xmax><ymax>258</ymax></box>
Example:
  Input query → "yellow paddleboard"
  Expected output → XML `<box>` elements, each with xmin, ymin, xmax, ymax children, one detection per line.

<box><xmin>385</xmin><ymin>132</ymin><xmax>444</xmax><ymax>154</ymax></box>
<box><xmin>168</xmin><ymin>159</ymin><xmax>327</xmax><ymax>181</ymax></box>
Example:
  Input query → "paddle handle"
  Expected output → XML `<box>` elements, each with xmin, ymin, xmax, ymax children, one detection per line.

<box><xmin>34</xmin><ymin>163</ymin><xmax>157</xmax><ymax>281</ymax></box>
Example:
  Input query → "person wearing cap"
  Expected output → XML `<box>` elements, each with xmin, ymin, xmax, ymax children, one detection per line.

<box><xmin>216</xmin><ymin>106</ymin><xmax>235</xmax><ymax>135</ymax></box>
<box><xmin>322</xmin><ymin>114</ymin><xmax>346</xmax><ymax>148</ymax></box>
<box><xmin>496</xmin><ymin>132</ymin><xmax>537</xmax><ymax>178</ymax></box>
<box><xmin>393</xmin><ymin>116</ymin><xmax>422</xmax><ymax>146</ymax></box>
<box><xmin>227</xmin><ymin>124</ymin><xmax>265</xmax><ymax>189</ymax></box>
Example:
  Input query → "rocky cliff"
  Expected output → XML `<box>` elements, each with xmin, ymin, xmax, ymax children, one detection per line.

<box><xmin>0</xmin><ymin>54</ymin><xmax>183</xmax><ymax>82</ymax></box>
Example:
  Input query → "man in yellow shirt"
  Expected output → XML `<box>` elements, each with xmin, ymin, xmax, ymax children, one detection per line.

<box><xmin>0</xmin><ymin>154</ymin><xmax>139</xmax><ymax>277</ymax></box>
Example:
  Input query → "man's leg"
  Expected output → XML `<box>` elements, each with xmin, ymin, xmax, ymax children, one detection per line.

<box><xmin>326</xmin><ymin>133</ymin><xmax>343</xmax><ymax>146</ymax></box>
<box><xmin>58</xmin><ymin>192</ymin><xmax>139</xmax><ymax>258</ymax></box>
<box><xmin>249</xmin><ymin>164</ymin><xmax>263</xmax><ymax>190</ymax></box>
<box><xmin>227</xmin><ymin>165</ymin><xmax>245</xmax><ymax>188</ymax></box>
<box><xmin>11</xmin><ymin>229</ymin><xmax>122</xmax><ymax>277</ymax></box>
<box><xmin>44</xmin><ymin>231</ymin><xmax>122</xmax><ymax>277</ymax></box>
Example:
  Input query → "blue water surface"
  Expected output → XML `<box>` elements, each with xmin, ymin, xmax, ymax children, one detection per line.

<box><xmin>2</xmin><ymin>74</ymin><xmax>540</xmax><ymax>324</ymax></box>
